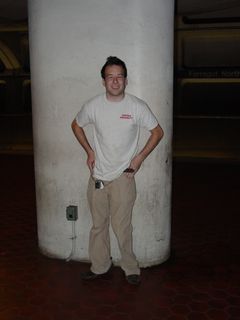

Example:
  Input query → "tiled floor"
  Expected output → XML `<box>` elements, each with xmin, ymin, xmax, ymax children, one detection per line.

<box><xmin>0</xmin><ymin>155</ymin><xmax>240</xmax><ymax>320</ymax></box>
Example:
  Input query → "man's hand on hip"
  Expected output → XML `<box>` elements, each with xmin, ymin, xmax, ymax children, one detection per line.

<box><xmin>125</xmin><ymin>154</ymin><xmax>144</xmax><ymax>178</ymax></box>
<box><xmin>87</xmin><ymin>150</ymin><xmax>95</xmax><ymax>174</ymax></box>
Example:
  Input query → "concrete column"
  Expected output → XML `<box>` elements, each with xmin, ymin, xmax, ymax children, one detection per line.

<box><xmin>28</xmin><ymin>0</ymin><xmax>174</xmax><ymax>267</ymax></box>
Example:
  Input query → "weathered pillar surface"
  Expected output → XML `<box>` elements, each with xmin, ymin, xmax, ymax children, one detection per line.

<box><xmin>28</xmin><ymin>0</ymin><xmax>174</xmax><ymax>267</ymax></box>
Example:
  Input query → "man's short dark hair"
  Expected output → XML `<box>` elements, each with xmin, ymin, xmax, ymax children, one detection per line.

<box><xmin>101</xmin><ymin>56</ymin><xmax>127</xmax><ymax>79</ymax></box>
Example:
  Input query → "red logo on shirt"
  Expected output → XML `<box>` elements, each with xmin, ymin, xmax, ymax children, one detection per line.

<box><xmin>120</xmin><ymin>114</ymin><xmax>133</xmax><ymax>119</ymax></box>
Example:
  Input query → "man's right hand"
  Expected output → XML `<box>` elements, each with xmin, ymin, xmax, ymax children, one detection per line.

<box><xmin>87</xmin><ymin>150</ymin><xmax>95</xmax><ymax>174</ymax></box>
<box><xmin>72</xmin><ymin>120</ymin><xmax>95</xmax><ymax>173</ymax></box>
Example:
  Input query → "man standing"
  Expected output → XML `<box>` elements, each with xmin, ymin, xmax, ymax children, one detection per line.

<box><xmin>72</xmin><ymin>56</ymin><xmax>163</xmax><ymax>285</ymax></box>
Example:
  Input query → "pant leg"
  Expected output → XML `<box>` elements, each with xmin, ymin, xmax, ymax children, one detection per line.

<box><xmin>87</xmin><ymin>177</ymin><xmax>112</xmax><ymax>274</ymax></box>
<box><xmin>109</xmin><ymin>174</ymin><xmax>140</xmax><ymax>276</ymax></box>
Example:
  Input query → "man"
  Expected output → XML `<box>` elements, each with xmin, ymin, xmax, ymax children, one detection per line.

<box><xmin>72</xmin><ymin>56</ymin><xmax>163</xmax><ymax>285</ymax></box>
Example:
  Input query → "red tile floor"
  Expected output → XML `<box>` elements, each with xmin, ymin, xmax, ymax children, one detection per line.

<box><xmin>0</xmin><ymin>155</ymin><xmax>240</xmax><ymax>320</ymax></box>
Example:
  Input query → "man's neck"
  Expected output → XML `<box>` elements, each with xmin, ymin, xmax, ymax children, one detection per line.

<box><xmin>106</xmin><ymin>92</ymin><xmax>125</xmax><ymax>102</ymax></box>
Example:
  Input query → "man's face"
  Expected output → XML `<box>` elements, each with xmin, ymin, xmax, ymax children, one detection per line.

<box><xmin>102</xmin><ymin>65</ymin><xmax>128</xmax><ymax>100</ymax></box>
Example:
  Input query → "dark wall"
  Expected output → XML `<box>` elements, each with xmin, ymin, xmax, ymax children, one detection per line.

<box><xmin>0</xmin><ymin>28</ymin><xmax>31</xmax><ymax>115</ymax></box>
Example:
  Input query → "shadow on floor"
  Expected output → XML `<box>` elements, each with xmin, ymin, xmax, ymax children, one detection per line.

<box><xmin>0</xmin><ymin>155</ymin><xmax>240</xmax><ymax>320</ymax></box>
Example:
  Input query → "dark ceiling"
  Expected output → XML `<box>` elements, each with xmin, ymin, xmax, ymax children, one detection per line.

<box><xmin>0</xmin><ymin>0</ymin><xmax>240</xmax><ymax>21</ymax></box>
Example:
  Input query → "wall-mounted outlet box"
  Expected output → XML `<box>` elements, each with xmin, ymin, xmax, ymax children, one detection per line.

<box><xmin>66</xmin><ymin>205</ymin><xmax>78</xmax><ymax>221</ymax></box>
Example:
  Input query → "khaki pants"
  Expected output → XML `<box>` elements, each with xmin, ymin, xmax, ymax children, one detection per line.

<box><xmin>87</xmin><ymin>173</ymin><xmax>140</xmax><ymax>276</ymax></box>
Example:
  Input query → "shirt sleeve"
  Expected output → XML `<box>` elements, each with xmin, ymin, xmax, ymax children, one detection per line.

<box><xmin>75</xmin><ymin>103</ymin><xmax>92</xmax><ymax>128</ymax></box>
<box><xmin>137</xmin><ymin>102</ymin><xmax>159</xmax><ymax>131</ymax></box>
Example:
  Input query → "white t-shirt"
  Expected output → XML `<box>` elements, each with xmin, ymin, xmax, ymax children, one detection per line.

<box><xmin>76</xmin><ymin>93</ymin><xmax>158</xmax><ymax>181</ymax></box>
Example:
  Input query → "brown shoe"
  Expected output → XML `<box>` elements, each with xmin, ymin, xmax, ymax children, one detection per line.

<box><xmin>81</xmin><ymin>271</ymin><xmax>102</xmax><ymax>280</ymax></box>
<box><xmin>126</xmin><ymin>274</ymin><xmax>141</xmax><ymax>285</ymax></box>
<box><xmin>81</xmin><ymin>264</ymin><xmax>113</xmax><ymax>281</ymax></box>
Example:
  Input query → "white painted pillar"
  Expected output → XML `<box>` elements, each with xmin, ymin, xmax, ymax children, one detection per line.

<box><xmin>28</xmin><ymin>0</ymin><xmax>174</xmax><ymax>267</ymax></box>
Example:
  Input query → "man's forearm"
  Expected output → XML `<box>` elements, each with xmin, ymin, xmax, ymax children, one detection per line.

<box><xmin>127</xmin><ymin>124</ymin><xmax>164</xmax><ymax>176</ymax></box>
<box><xmin>72</xmin><ymin>119</ymin><xmax>95</xmax><ymax>172</ymax></box>
<box><xmin>138</xmin><ymin>124</ymin><xmax>164</xmax><ymax>161</ymax></box>
<box><xmin>71</xmin><ymin>119</ymin><xmax>93</xmax><ymax>156</ymax></box>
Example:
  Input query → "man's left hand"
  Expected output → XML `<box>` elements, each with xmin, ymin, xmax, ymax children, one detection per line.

<box><xmin>125</xmin><ymin>154</ymin><xmax>144</xmax><ymax>178</ymax></box>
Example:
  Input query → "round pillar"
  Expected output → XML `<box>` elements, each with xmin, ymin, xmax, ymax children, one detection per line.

<box><xmin>28</xmin><ymin>0</ymin><xmax>174</xmax><ymax>266</ymax></box>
